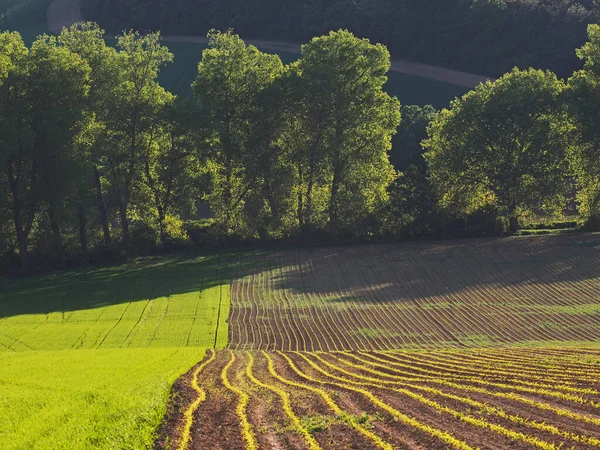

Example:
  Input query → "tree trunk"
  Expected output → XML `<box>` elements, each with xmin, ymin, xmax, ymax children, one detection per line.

<box><xmin>93</xmin><ymin>166</ymin><xmax>111</xmax><ymax>248</ymax></box>
<box><xmin>78</xmin><ymin>204</ymin><xmax>87</xmax><ymax>254</ymax></box>
<box><xmin>17</xmin><ymin>231</ymin><xmax>30</xmax><ymax>272</ymax></box>
<box><xmin>509</xmin><ymin>216</ymin><xmax>519</xmax><ymax>234</ymax></box>
<box><xmin>224</xmin><ymin>156</ymin><xmax>233</xmax><ymax>228</ymax></box>
<box><xmin>119</xmin><ymin>201</ymin><xmax>130</xmax><ymax>245</ymax></box>
<box><xmin>305</xmin><ymin>169</ymin><xmax>315</xmax><ymax>227</ymax></box>
<box><xmin>7</xmin><ymin>163</ymin><xmax>32</xmax><ymax>272</ymax></box>
<box><xmin>48</xmin><ymin>199</ymin><xmax>63</xmax><ymax>256</ymax></box>
<box><xmin>158</xmin><ymin>206</ymin><xmax>166</xmax><ymax>243</ymax></box>
<box><xmin>297</xmin><ymin>165</ymin><xmax>304</xmax><ymax>227</ymax></box>
<box><xmin>328</xmin><ymin>169</ymin><xmax>341</xmax><ymax>229</ymax></box>
<box><xmin>13</xmin><ymin>205</ymin><xmax>31</xmax><ymax>272</ymax></box>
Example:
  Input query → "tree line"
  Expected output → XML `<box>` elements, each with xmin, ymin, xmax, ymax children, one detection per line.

<box><xmin>1</xmin><ymin>22</ymin><xmax>600</xmax><ymax>274</ymax></box>
<box><xmin>82</xmin><ymin>0</ymin><xmax>600</xmax><ymax>79</ymax></box>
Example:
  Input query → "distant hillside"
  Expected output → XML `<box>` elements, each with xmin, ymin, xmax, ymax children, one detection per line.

<box><xmin>81</xmin><ymin>0</ymin><xmax>600</xmax><ymax>78</ymax></box>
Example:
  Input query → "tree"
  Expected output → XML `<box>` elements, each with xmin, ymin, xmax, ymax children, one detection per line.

<box><xmin>0</xmin><ymin>32</ymin><xmax>29</xmax><ymax>270</ymax></box>
<box><xmin>192</xmin><ymin>30</ymin><xmax>284</xmax><ymax>231</ymax></box>
<box><xmin>566</xmin><ymin>24</ymin><xmax>600</xmax><ymax>227</ymax></box>
<box><xmin>58</xmin><ymin>22</ymin><xmax>123</xmax><ymax>249</ymax></box>
<box><xmin>424</xmin><ymin>68</ymin><xmax>570</xmax><ymax>232</ymax></box>
<box><xmin>0</xmin><ymin>32</ymin><xmax>90</xmax><ymax>271</ymax></box>
<box><xmin>140</xmin><ymin>97</ymin><xmax>208</xmax><ymax>242</ymax></box>
<box><xmin>293</xmin><ymin>30</ymin><xmax>400</xmax><ymax>231</ymax></box>
<box><xmin>102</xmin><ymin>30</ymin><xmax>173</xmax><ymax>245</ymax></box>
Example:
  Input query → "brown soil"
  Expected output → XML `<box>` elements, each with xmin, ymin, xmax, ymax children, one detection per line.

<box><xmin>154</xmin><ymin>357</ymin><xmax>207</xmax><ymax>450</ymax></box>
<box><xmin>160</xmin><ymin>348</ymin><xmax>600</xmax><ymax>449</ymax></box>
<box><xmin>229</xmin><ymin>234</ymin><xmax>600</xmax><ymax>352</ymax></box>
<box><xmin>188</xmin><ymin>352</ymin><xmax>246</xmax><ymax>450</ymax></box>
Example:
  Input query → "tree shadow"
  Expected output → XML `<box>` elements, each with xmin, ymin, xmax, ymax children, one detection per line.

<box><xmin>268</xmin><ymin>233</ymin><xmax>600</xmax><ymax>305</ymax></box>
<box><xmin>0</xmin><ymin>251</ymin><xmax>270</xmax><ymax>319</ymax></box>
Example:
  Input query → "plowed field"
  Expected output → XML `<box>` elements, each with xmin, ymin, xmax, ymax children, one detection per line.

<box><xmin>228</xmin><ymin>234</ymin><xmax>600</xmax><ymax>351</ymax></box>
<box><xmin>162</xmin><ymin>346</ymin><xmax>600</xmax><ymax>450</ymax></box>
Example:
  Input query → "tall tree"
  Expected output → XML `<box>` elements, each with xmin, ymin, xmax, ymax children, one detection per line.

<box><xmin>0</xmin><ymin>32</ymin><xmax>30</xmax><ymax>270</ymax></box>
<box><xmin>140</xmin><ymin>98</ymin><xmax>208</xmax><ymax>242</ymax></box>
<box><xmin>566</xmin><ymin>24</ymin><xmax>600</xmax><ymax>226</ymax></box>
<box><xmin>192</xmin><ymin>30</ymin><xmax>283</xmax><ymax>231</ymax></box>
<box><xmin>103</xmin><ymin>30</ymin><xmax>173</xmax><ymax>245</ymax></box>
<box><xmin>58</xmin><ymin>22</ymin><xmax>123</xmax><ymax>249</ymax></box>
<box><xmin>424</xmin><ymin>68</ymin><xmax>570</xmax><ymax>232</ymax></box>
<box><xmin>294</xmin><ymin>30</ymin><xmax>400</xmax><ymax>230</ymax></box>
<box><xmin>0</xmin><ymin>33</ymin><xmax>90</xmax><ymax>271</ymax></box>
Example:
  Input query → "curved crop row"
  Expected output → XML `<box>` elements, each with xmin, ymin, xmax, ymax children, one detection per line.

<box><xmin>312</xmin><ymin>353</ymin><xmax>600</xmax><ymax>448</ymax></box>
<box><xmin>244</xmin><ymin>352</ymin><xmax>321</xmax><ymax>449</ymax></box>
<box><xmin>176</xmin><ymin>349</ymin><xmax>600</xmax><ymax>450</ymax></box>
<box><xmin>221</xmin><ymin>351</ymin><xmax>258</xmax><ymax>449</ymax></box>
<box><xmin>227</xmin><ymin>238</ymin><xmax>600</xmax><ymax>352</ymax></box>
<box><xmin>178</xmin><ymin>349</ymin><xmax>216</xmax><ymax>450</ymax></box>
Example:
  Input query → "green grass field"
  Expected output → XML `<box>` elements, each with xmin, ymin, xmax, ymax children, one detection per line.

<box><xmin>0</xmin><ymin>256</ymin><xmax>232</xmax><ymax>350</ymax></box>
<box><xmin>0</xmin><ymin>254</ymin><xmax>244</xmax><ymax>449</ymax></box>
<box><xmin>0</xmin><ymin>348</ymin><xmax>203</xmax><ymax>449</ymax></box>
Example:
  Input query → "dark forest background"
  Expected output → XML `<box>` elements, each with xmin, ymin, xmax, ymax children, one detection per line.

<box><xmin>83</xmin><ymin>0</ymin><xmax>600</xmax><ymax>78</ymax></box>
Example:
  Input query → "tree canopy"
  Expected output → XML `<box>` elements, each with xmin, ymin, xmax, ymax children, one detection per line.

<box><xmin>0</xmin><ymin>22</ymin><xmax>598</xmax><ymax>274</ymax></box>
<box><xmin>566</xmin><ymin>24</ymin><xmax>600</xmax><ymax>225</ymax></box>
<box><xmin>424</xmin><ymin>68</ymin><xmax>571</xmax><ymax>231</ymax></box>
<box><xmin>82</xmin><ymin>0</ymin><xmax>600</xmax><ymax>78</ymax></box>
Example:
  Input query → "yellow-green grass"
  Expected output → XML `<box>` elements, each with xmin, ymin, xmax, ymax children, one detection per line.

<box><xmin>0</xmin><ymin>347</ymin><xmax>204</xmax><ymax>449</ymax></box>
<box><xmin>0</xmin><ymin>253</ymin><xmax>253</xmax><ymax>448</ymax></box>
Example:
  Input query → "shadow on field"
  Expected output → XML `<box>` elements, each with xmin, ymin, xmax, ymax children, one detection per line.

<box><xmin>0</xmin><ymin>252</ymin><xmax>269</xmax><ymax>319</ymax></box>
<box><xmin>269</xmin><ymin>233</ymin><xmax>600</xmax><ymax>305</ymax></box>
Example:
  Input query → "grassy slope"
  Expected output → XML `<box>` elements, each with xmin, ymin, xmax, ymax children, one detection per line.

<box><xmin>0</xmin><ymin>256</ymin><xmax>232</xmax><ymax>350</ymax></box>
<box><xmin>0</xmin><ymin>254</ymin><xmax>239</xmax><ymax>449</ymax></box>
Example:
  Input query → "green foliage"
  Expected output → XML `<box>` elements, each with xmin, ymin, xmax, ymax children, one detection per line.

<box><xmin>0</xmin><ymin>30</ymin><xmax>91</xmax><ymax>270</ymax></box>
<box><xmin>292</xmin><ymin>30</ymin><xmax>400</xmax><ymax>231</ymax></box>
<box><xmin>566</xmin><ymin>24</ymin><xmax>600</xmax><ymax>227</ymax></box>
<box><xmin>300</xmin><ymin>415</ymin><xmax>330</xmax><ymax>433</ymax></box>
<box><xmin>424</xmin><ymin>68</ymin><xmax>571</xmax><ymax>231</ymax></box>
<box><xmin>193</xmin><ymin>30</ymin><xmax>285</xmax><ymax>232</ymax></box>
<box><xmin>0</xmin><ymin>22</ymin><xmax>596</xmax><ymax>271</ymax></box>
<box><xmin>383</xmin><ymin>165</ymin><xmax>439</xmax><ymax>237</ymax></box>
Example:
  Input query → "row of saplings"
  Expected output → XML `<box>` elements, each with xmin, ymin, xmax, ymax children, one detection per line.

<box><xmin>1</xmin><ymin>23</ymin><xmax>600</xmax><ymax>273</ymax></box>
